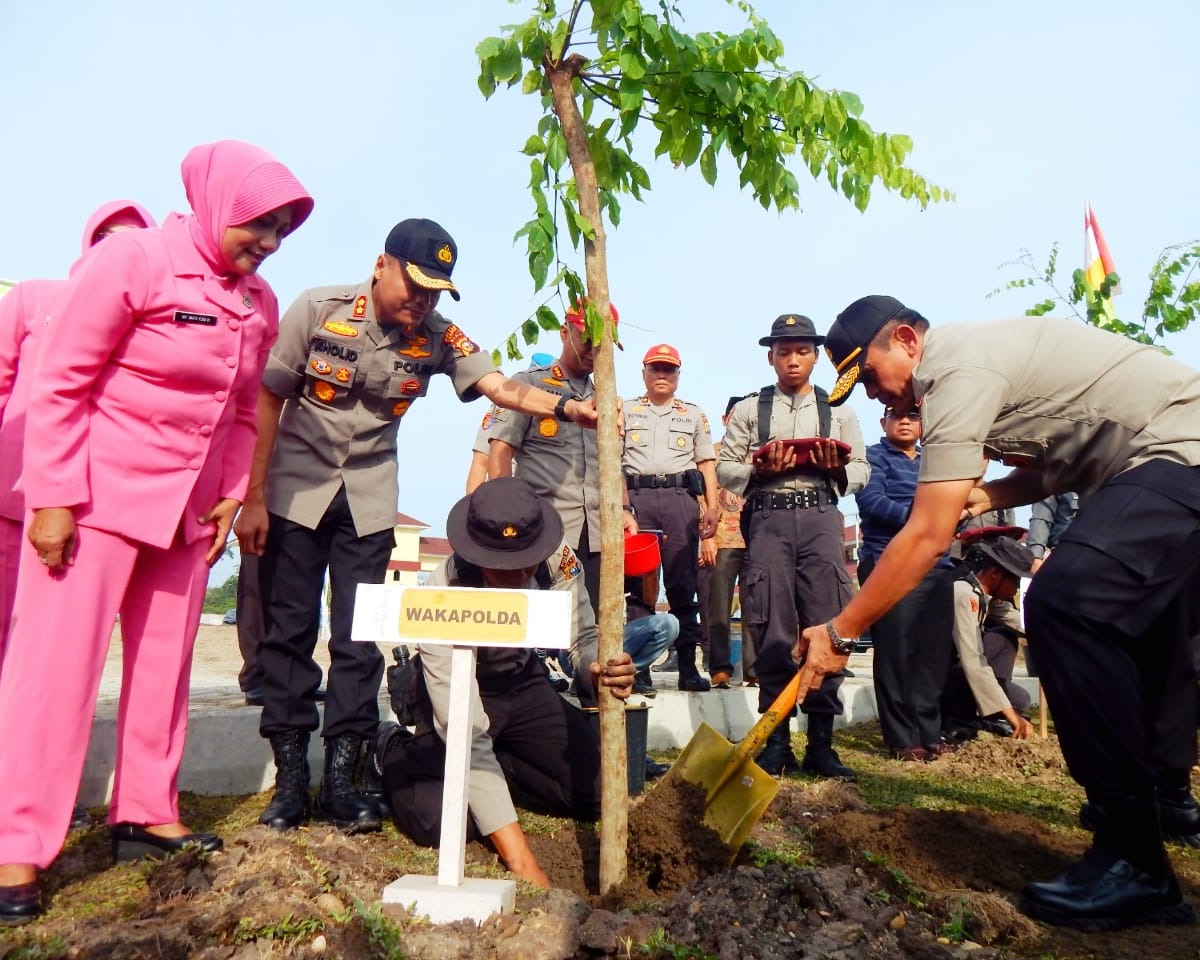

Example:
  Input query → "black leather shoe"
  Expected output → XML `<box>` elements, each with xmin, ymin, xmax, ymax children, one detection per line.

<box><xmin>1019</xmin><ymin>847</ymin><xmax>1195</xmax><ymax>930</ymax></box>
<box><xmin>678</xmin><ymin>674</ymin><xmax>711</xmax><ymax>692</ymax></box>
<box><xmin>243</xmin><ymin>687</ymin><xmax>265</xmax><ymax>707</ymax></box>
<box><xmin>633</xmin><ymin>668</ymin><xmax>657</xmax><ymax>698</ymax></box>
<box><xmin>757</xmin><ymin>726</ymin><xmax>801</xmax><ymax>776</ymax></box>
<box><xmin>644</xmin><ymin>757</ymin><xmax>670</xmax><ymax>781</ymax></box>
<box><xmin>0</xmin><ymin>881</ymin><xmax>40</xmax><ymax>926</ymax></box>
<box><xmin>110</xmin><ymin>823</ymin><xmax>223</xmax><ymax>863</ymax></box>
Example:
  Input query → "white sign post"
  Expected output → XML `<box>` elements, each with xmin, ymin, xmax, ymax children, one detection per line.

<box><xmin>352</xmin><ymin>582</ymin><xmax>571</xmax><ymax>924</ymax></box>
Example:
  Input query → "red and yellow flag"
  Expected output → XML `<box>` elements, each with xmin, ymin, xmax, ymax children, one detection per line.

<box><xmin>1083</xmin><ymin>203</ymin><xmax>1120</xmax><ymax>293</ymax></box>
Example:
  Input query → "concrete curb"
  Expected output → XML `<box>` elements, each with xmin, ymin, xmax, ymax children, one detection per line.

<box><xmin>78</xmin><ymin>673</ymin><xmax>1040</xmax><ymax>805</ymax></box>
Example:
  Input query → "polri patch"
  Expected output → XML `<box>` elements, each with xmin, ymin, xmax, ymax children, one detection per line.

<box><xmin>174</xmin><ymin>311</ymin><xmax>217</xmax><ymax>326</ymax></box>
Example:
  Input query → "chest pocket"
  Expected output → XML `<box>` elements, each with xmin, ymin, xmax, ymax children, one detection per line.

<box><xmin>624</xmin><ymin>416</ymin><xmax>650</xmax><ymax>448</ymax></box>
<box><xmin>668</xmin><ymin>425</ymin><xmax>694</xmax><ymax>456</ymax></box>
<box><xmin>378</xmin><ymin>371</ymin><xmax>431</xmax><ymax>422</ymax></box>
<box><xmin>526</xmin><ymin>414</ymin><xmax>566</xmax><ymax>447</ymax></box>
<box><xmin>305</xmin><ymin>342</ymin><xmax>359</xmax><ymax>407</ymax></box>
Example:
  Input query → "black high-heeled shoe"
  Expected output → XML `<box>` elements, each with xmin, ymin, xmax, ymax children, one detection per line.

<box><xmin>0</xmin><ymin>880</ymin><xmax>41</xmax><ymax>926</ymax></box>
<box><xmin>110</xmin><ymin>823</ymin><xmax>223</xmax><ymax>863</ymax></box>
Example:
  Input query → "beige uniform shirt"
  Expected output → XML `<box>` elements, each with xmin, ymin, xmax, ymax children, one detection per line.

<box><xmin>620</xmin><ymin>396</ymin><xmax>715</xmax><ymax>475</ymax></box>
<box><xmin>485</xmin><ymin>363</ymin><xmax>598</xmax><ymax>549</ymax></box>
<box><xmin>915</xmin><ymin>317</ymin><xmax>1200</xmax><ymax>496</ymax></box>
<box><xmin>261</xmin><ymin>281</ymin><xmax>496</xmax><ymax>536</ymax></box>
<box><xmin>951</xmin><ymin>578</ymin><xmax>1012</xmax><ymax>717</ymax></box>
<box><xmin>717</xmin><ymin>386</ymin><xmax>869</xmax><ymax>498</ymax></box>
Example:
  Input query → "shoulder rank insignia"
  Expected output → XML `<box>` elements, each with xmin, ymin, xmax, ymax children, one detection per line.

<box><xmin>672</xmin><ymin>398</ymin><xmax>687</xmax><ymax>413</ymax></box>
<box><xmin>551</xmin><ymin>364</ymin><xmax>565</xmax><ymax>380</ymax></box>
<box><xmin>323</xmin><ymin>319</ymin><xmax>358</xmax><ymax>338</ymax></box>
<box><xmin>559</xmin><ymin>545</ymin><xmax>582</xmax><ymax>580</ymax></box>
<box><xmin>538</xmin><ymin>417</ymin><xmax>559</xmax><ymax>438</ymax></box>
<box><xmin>351</xmin><ymin>295</ymin><xmax>368</xmax><ymax>319</ymax></box>
<box><xmin>701</xmin><ymin>414</ymin><xmax>711</xmax><ymax>434</ymax></box>
<box><xmin>443</xmin><ymin>323</ymin><xmax>480</xmax><ymax>358</ymax></box>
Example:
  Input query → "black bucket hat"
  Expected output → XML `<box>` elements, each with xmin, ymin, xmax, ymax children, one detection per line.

<box><xmin>974</xmin><ymin>536</ymin><xmax>1036</xmax><ymax>579</ymax></box>
<box><xmin>758</xmin><ymin>314</ymin><xmax>824</xmax><ymax>347</ymax></box>
<box><xmin>445</xmin><ymin>477</ymin><xmax>563</xmax><ymax>570</ymax></box>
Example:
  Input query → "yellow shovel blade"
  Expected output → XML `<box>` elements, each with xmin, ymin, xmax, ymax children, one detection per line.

<box><xmin>667</xmin><ymin>721</ymin><xmax>781</xmax><ymax>855</ymax></box>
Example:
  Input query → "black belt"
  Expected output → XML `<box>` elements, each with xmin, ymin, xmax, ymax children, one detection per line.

<box><xmin>747</xmin><ymin>489</ymin><xmax>833</xmax><ymax>512</ymax></box>
<box><xmin>626</xmin><ymin>473</ymin><xmax>687</xmax><ymax>489</ymax></box>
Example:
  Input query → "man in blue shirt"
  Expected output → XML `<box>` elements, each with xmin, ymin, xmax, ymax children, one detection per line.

<box><xmin>855</xmin><ymin>406</ymin><xmax>954</xmax><ymax>760</ymax></box>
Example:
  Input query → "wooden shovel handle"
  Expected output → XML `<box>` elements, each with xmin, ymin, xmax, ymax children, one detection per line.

<box><xmin>705</xmin><ymin>670</ymin><xmax>804</xmax><ymax>802</ymax></box>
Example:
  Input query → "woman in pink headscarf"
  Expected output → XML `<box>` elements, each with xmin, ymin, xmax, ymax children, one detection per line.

<box><xmin>0</xmin><ymin>141</ymin><xmax>313</xmax><ymax>925</ymax></box>
<box><xmin>0</xmin><ymin>200</ymin><xmax>157</xmax><ymax>668</ymax></box>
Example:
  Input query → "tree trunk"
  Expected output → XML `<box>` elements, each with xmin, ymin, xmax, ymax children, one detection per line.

<box><xmin>547</xmin><ymin>57</ymin><xmax>627</xmax><ymax>895</ymax></box>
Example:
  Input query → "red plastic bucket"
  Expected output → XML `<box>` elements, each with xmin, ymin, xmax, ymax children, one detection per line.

<box><xmin>623</xmin><ymin>532</ymin><xmax>661</xmax><ymax>575</ymax></box>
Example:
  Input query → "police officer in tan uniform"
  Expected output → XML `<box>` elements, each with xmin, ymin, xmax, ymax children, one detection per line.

<box><xmin>235</xmin><ymin>219</ymin><xmax>597</xmax><ymax>836</ymax></box>
<box><xmin>718</xmin><ymin>314</ymin><xmax>868</xmax><ymax>779</ymax></box>
<box><xmin>486</xmin><ymin>303</ymin><xmax>636</xmax><ymax>617</ymax></box>
<box><xmin>620</xmin><ymin>344</ymin><xmax>718</xmax><ymax>691</ymax></box>
<box><xmin>805</xmin><ymin>294</ymin><xmax>1200</xmax><ymax>930</ymax></box>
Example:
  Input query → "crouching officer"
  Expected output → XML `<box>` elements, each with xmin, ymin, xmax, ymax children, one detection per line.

<box><xmin>717</xmin><ymin>315</ymin><xmax>868</xmax><ymax>778</ymax></box>
<box><xmin>369</xmin><ymin>478</ymin><xmax>634</xmax><ymax>888</ymax></box>
<box><xmin>621</xmin><ymin>344</ymin><xmax>719</xmax><ymax>691</ymax></box>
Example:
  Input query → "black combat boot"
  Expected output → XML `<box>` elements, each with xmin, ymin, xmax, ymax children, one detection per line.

<box><xmin>677</xmin><ymin>644</ymin><xmax>711</xmax><ymax>692</ymax></box>
<box><xmin>800</xmin><ymin>713</ymin><xmax>857</xmax><ymax>781</ymax></box>
<box><xmin>314</xmin><ymin>734</ymin><xmax>382</xmax><ymax>833</ymax></box>
<box><xmin>1023</xmin><ymin>792</ymin><xmax>1193</xmax><ymax>930</ymax></box>
<box><xmin>358</xmin><ymin>722</ymin><xmax>401</xmax><ymax>821</ymax></box>
<box><xmin>259</xmin><ymin>730</ymin><xmax>311</xmax><ymax>831</ymax></box>
<box><xmin>756</xmin><ymin>721</ymin><xmax>801</xmax><ymax>776</ymax></box>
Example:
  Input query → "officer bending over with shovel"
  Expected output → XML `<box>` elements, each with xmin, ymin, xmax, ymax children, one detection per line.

<box><xmin>797</xmin><ymin>295</ymin><xmax>1200</xmax><ymax>932</ymax></box>
<box><xmin>368</xmin><ymin>478</ymin><xmax>634</xmax><ymax>887</ymax></box>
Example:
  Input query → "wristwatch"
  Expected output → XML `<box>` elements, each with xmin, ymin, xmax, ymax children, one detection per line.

<box><xmin>825</xmin><ymin>619</ymin><xmax>858</xmax><ymax>656</ymax></box>
<box><xmin>622</xmin><ymin>503</ymin><xmax>637</xmax><ymax>518</ymax></box>
<box><xmin>554</xmin><ymin>393</ymin><xmax>581</xmax><ymax>421</ymax></box>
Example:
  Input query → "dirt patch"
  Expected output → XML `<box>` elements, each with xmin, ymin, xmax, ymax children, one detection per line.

<box><xmin>6</xmin><ymin>731</ymin><xmax>1200</xmax><ymax>959</ymax></box>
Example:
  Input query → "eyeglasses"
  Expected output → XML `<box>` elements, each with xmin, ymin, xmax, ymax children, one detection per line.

<box><xmin>885</xmin><ymin>408</ymin><xmax>920</xmax><ymax>421</ymax></box>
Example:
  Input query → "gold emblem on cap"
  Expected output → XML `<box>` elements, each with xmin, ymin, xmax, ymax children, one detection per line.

<box><xmin>436</xmin><ymin>243</ymin><xmax>453</xmax><ymax>265</ymax></box>
<box><xmin>658</xmin><ymin>345</ymin><xmax>671</xmax><ymax>354</ymax></box>
<box><xmin>502</xmin><ymin>524</ymin><xmax>518</xmax><ymax>539</ymax></box>
<box><xmin>829</xmin><ymin>365</ymin><xmax>859</xmax><ymax>403</ymax></box>
<box><xmin>785</xmin><ymin>316</ymin><xmax>796</xmax><ymax>325</ymax></box>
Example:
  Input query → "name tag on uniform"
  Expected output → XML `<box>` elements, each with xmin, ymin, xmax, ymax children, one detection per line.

<box><xmin>173</xmin><ymin>311</ymin><xmax>217</xmax><ymax>326</ymax></box>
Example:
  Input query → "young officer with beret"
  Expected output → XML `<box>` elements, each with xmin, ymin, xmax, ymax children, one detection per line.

<box><xmin>235</xmin><ymin>219</ymin><xmax>598</xmax><ymax>837</ymax></box>
<box><xmin>718</xmin><ymin>314</ymin><xmax>868</xmax><ymax>780</ymax></box>
<box><xmin>800</xmin><ymin>294</ymin><xmax>1200</xmax><ymax>930</ymax></box>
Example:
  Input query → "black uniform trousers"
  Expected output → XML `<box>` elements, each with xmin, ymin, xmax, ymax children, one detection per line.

<box><xmin>741</xmin><ymin>500</ymin><xmax>849</xmax><ymax>716</ymax></box>
<box><xmin>382</xmin><ymin>656</ymin><xmax>602</xmax><ymax>846</ymax></box>
<box><xmin>706</xmin><ymin>546</ymin><xmax>760</xmax><ymax>679</ymax></box>
<box><xmin>859</xmin><ymin>556</ymin><xmax>954</xmax><ymax>749</ymax></box>
<box><xmin>628</xmin><ymin>485</ymin><xmax>703</xmax><ymax>651</ymax></box>
<box><xmin>235</xmin><ymin>552</ymin><xmax>264</xmax><ymax>693</ymax></box>
<box><xmin>258</xmin><ymin>486</ymin><xmax>393</xmax><ymax>740</ymax></box>
<box><xmin>1025</xmin><ymin>460</ymin><xmax>1200</xmax><ymax>809</ymax></box>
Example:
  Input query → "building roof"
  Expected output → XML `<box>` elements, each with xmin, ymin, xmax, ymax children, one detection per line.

<box><xmin>394</xmin><ymin>512</ymin><xmax>429</xmax><ymax>529</ymax></box>
<box><xmin>420</xmin><ymin>536</ymin><xmax>452</xmax><ymax>557</ymax></box>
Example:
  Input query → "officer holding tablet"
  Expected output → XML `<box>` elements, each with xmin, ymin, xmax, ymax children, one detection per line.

<box><xmin>717</xmin><ymin>314</ymin><xmax>868</xmax><ymax>779</ymax></box>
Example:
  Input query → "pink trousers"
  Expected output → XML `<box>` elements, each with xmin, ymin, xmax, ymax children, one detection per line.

<box><xmin>0</xmin><ymin>517</ymin><xmax>20</xmax><ymax>672</ymax></box>
<box><xmin>0</xmin><ymin>523</ymin><xmax>208</xmax><ymax>868</ymax></box>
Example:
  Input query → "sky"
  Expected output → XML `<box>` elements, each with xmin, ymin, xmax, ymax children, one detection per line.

<box><xmin>3</xmin><ymin>0</ymin><xmax>1198</xmax><ymax>588</ymax></box>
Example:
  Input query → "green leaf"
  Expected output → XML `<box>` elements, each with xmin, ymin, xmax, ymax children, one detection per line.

<box><xmin>521</xmin><ymin>318</ymin><xmax>540</xmax><ymax>344</ymax></box>
<box><xmin>619</xmin><ymin>48</ymin><xmax>646</xmax><ymax>80</ymax></box>
<box><xmin>536</xmin><ymin>305</ymin><xmax>562</xmax><ymax>332</ymax></box>
<box><xmin>699</xmin><ymin>144</ymin><xmax>717</xmax><ymax>185</ymax></box>
<box><xmin>521</xmin><ymin>134</ymin><xmax>546</xmax><ymax>156</ymax></box>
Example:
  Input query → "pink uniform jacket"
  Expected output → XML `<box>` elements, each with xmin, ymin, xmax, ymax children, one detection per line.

<box><xmin>23</xmin><ymin>214</ymin><xmax>280</xmax><ymax>549</ymax></box>
<box><xmin>0</xmin><ymin>201</ymin><xmax>156</xmax><ymax>523</ymax></box>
